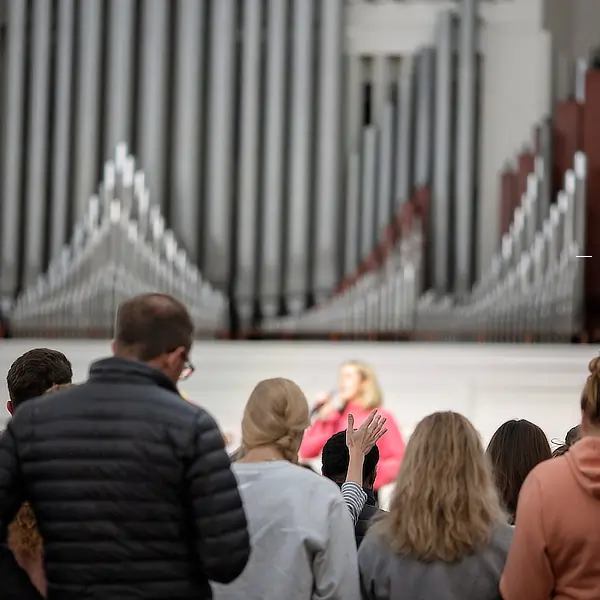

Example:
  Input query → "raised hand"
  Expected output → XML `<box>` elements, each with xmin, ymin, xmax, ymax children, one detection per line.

<box><xmin>346</xmin><ymin>410</ymin><xmax>388</xmax><ymax>456</ymax></box>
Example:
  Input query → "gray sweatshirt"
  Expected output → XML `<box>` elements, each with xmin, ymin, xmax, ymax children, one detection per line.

<box><xmin>358</xmin><ymin>524</ymin><xmax>513</xmax><ymax>600</ymax></box>
<box><xmin>212</xmin><ymin>460</ymin><xmax>360</xmax><ymax>600</ymax></box>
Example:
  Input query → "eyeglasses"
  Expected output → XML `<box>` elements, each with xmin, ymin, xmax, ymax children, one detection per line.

<box><xmin>179</xmin><ymin>359</ymin><xmax>195</xmax><ymax>382</ymax></box>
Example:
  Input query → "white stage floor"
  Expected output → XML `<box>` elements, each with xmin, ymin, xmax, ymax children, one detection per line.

<box><xmin>1</xmin><ymin>340</ymin><xmax>595</xmax><ymax>451</ymax></box>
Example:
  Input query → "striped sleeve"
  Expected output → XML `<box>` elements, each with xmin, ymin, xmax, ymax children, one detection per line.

<box><xmin>341</xmin><ymin>481</ymin><xmax>367</xmax><ymax>524</ymax></box>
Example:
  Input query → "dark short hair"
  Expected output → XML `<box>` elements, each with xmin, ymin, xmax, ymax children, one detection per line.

<box><xmin>486</xmin><ymin>419</ymin><xmax>551</xmax><ymax>523</ymax></box>
<box><xmin>565</xmin><ymin>425</ymin><xmax>580</xmax><ymax>446</ymax></box>
<box><xmin>322</xmin><ymin>430</ymin><xmax>380</xmax><ymax>485</ymax></box>
<box><xmin>7</xmin><ymin>348</ymin><xmax>73</xmax><ymax>409</ymax></box>
<box><xmin>114</xmin><ymin>293</ymin><xmax>194</xmax><ymax>361</ymax></box>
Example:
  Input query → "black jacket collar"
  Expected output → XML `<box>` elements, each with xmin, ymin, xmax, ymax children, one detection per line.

<box><xmin>364</xmin><ymin>488</ymin><xmax>377</xmax><ymax>507</ymax></box>
<box><xmin>88</xmin><ymin>357</ymin><xmax>179</xmax><ymax>394</ymax></box>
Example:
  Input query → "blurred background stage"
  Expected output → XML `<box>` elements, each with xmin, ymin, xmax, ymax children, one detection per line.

<box><xmin>1</xmin><ymin>340</ymin><xmax>592</xmax><ymax>450</ymax></box>
<box><xmin>2</xmin><ymin>0</ymin><xmax>600</xmax><ymax>474</ymax></box>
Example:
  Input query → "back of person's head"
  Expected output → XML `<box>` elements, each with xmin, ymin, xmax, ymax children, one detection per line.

<box><xmin>372</xmin><ymin>411</ymin><xmax>504</xmax><ymax>562</ymax></box>
<box><xmin>241</xmin><ymin>378</ymin><xmax>311</xmax><ymax>463</ymax></box>
<box><xmin>486</xmin><ymin>419</ymin><xmax>551</xmax><ymax>523</ymax></box>
<box><xmin>6</xmin><ymin>348</ymin><xmax>73</xmax><ymax>414</ymax></box>
<box><xmin>112</xmin><ymin>293</ymin><xmax>194</xmax><ymax>383</ymax></box>
<box><xmin>552</xmin><ymin>424</ymin><xmax>581</xmax><ymax>458</ymax></box>
<box><xmin>565</xmin><ymin>424</ymin><xmax>581</xmax><ymax>446</ymax></box>
<box><xmin>580</xmin><ymin>357</ymin><xmax>600</xmax><ymax>433</ymax></box>
<box><xmin>322</xmin><ymin>430</ymin><xmax>380</xmax><ymax>488</ymax></box>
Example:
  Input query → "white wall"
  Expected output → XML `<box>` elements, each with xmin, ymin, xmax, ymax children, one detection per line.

<box><xmin>2</xmin><ymin>340</ymin><xmax>592</xmax><ymax>452</ymax></box>
<box><xmin>346</xmin><ymin>0</ymin><xmax>553</xmax><ymax>277</ymax></box>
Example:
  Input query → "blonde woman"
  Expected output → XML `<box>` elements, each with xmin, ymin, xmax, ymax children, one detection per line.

<box><xmin>358</xmin><ymin>411</ymin><xmax>513</xmax><ymax>600</ymax></box>
<box><xmin>213</xmin><ymin>378</ymin><xmax>375</xmax><ymax>600</ymax></box>
<box><xmin>300</xmin><ymin>360</ymin><xmax>405</xmax><ymax>491</ymax></box>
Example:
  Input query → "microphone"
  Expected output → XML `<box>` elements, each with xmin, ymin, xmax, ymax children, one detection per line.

<box><xmin>310</xmin><ymin>392</ymin><xmax>345</xmax><ymax>418</ymax></box>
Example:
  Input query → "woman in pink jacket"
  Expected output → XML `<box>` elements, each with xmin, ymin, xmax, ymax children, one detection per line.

<box><xmin>300</xmin><ymin>360</ymin><xmax>405</xmax><ymax>491</ymax></box>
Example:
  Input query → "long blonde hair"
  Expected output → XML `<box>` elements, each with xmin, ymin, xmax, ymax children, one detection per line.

<box><xmin>342</xmin><ymin>360</ymin><xmax>382</xmax><ymax>410</ymax></box>
<box><xmin>371</xmin><ymin>411</ymin><xmax>505</xmax><ymax>562</ymax></box>
<box><xmin>241</xmin><ymin>378</ymin><xmax>311</xmax><ymax>463</ymax></box>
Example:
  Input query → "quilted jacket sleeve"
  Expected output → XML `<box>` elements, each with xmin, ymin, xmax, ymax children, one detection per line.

<box><xmin>0</xmin><ymin>425</ymin><xmax>43</xmax><ymax>600</ymax></box>
<box><xmin>0</xmin><ymin>426</ymin><xmax>25</xmax><ymax>539</ymax></box>
<box><xmin>186</xmin><ymin>410</ymin><xmax>250</xmax><ymax>584</ymax></box>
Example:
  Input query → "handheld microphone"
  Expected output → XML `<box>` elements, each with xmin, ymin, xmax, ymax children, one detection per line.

<box><xmin>310</xmin><ymin>391</ymin><xmax>344</xmax><ymax>418</ymax></box>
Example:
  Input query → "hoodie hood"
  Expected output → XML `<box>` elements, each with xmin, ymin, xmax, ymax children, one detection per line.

<box><xmin>565</xmin><ymin>436</ymin><xmax>600</xmax><ymax>499</ymax></box>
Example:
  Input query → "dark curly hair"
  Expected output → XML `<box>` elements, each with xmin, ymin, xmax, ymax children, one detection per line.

<box><xmin>7</xmin><ymin>348</ymin><xmax>72</xmax><ymax>409</ymax></box>
<box><xmin>322</xmin><ymin>430</ymin><xmax>380</xmax><ymax>487</ymax></box>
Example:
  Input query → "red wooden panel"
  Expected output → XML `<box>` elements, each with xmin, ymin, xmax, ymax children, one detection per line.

<box><xmin>396</xmin><ymin>200</ymin><xmax>414</xmax><ymax>238</ymax></box>
<box><xmin>413</xmin><ymin>186</ymin><xmax>431</xmax><ymax>288</ymax></box>
<box><xmin>554</xmin><ymin>100</ymin><xmax>583</xmax><ymax>196</ymax></box>
<box><xmin>500</xmin><ymin>168</ymin><xmax>518</xmax><ymax>239</ymax></box>
<box><xmin>517</xmin><ymin>151</ymin><xmax>534</xmax><ymax>199</ymax></box>
<box><xmin>583</xmin><ymin>71</ymin><xmax>600</xmax><ymax>332</ymax></box>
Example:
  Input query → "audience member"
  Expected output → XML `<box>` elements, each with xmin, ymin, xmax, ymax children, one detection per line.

<box><xmin>0</xmin><ymin>293</ymin><xmax>250</xmax><ymax>600</ymax></box>
<box><xmin>486</xmin><ymin>419</ymin><xmax>551</xmax><ymax>524</ymax></box>
<box><xmin>552</xmin><ymin>424</ymin><xmax>581</xmax><ymax>458</ymax></box>
<box><xmin>1</xmin><ymin>350</ymin><xmax>74</xmax><ymax>599</ymax></box>
<box><xmin>7</xmin><ymin>384</ymin><xmax>76</xmax><ymax>596</ymax></box>
<box><xmin>501</xmin><ymin>357</ymin><xmax>600</xmax><ymax>600</ymax></box>
<box><xmin>6</xmin><ymin>348</ymin><xmax>72</xmax><ymax>415</ymax></box>
<box><xmin>322</xmin><ymin>430</ymin><xmax>384</xmax><ymax>547</ymax></box>
<box><xmin>358</xmin><ymin>411</ymin><xmax>512</xmax><ymax>600</ymax></box>
<box><xmin>231</xmin><ymin>410</ymin><xmax>386</xmax><ymax>525</ymax></box>
<box><xmin>213</xmin><ymin>377</ymin><xmax>361</xmax><ymax>600</ymax></box>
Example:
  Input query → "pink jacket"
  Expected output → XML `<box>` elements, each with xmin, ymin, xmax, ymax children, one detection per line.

<box><xmin>299</xmin><ymin>402</ymin><xmax>405</xmax><ymax>490</ymax></box>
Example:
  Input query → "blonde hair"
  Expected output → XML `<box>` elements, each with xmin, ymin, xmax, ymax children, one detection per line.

<box><xmin>581</xmin><ymin>357</ymin><xmax>600</xmax><ymax>425</ymax></box>
<box><xmin>8</xmin><ymin>503</ymin><xmax>43</xmax><ymax>562</ymax></box>
<box><xmin>241</xmin><ymin>378</ymin><xmax>311</xmax><ymax>463</ymax></box>
<box><xmin>342</xmin><ymin>360</ymin><xmax>382</xmax><ymax>410</ymax></box>
<box><xmin>371</xmin><ymin>411</ymin><xmax>505</xmax><ymax>562</ymax></box>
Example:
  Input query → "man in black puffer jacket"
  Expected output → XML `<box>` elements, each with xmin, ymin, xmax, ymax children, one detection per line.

<box><xmin>322</xmin><ymin>430</ymin><xmax>385</xmax><ymax>547</ymax></box>
<box><xmin>0</xmin><ymin>293</ymin><xmax>250</xmax><ymax>600</ymax></box>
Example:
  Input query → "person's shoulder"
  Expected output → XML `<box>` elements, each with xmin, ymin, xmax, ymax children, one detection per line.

<box><xmin>358</xmin><ymin>529</ymin><xmax>387</xmax><ymax>562</ymax></box>
<box><xmin>490</xmin><ymin>521</ymin><xmax>515</xmax><ymax>551</ymax></box>
<box><xmin>281</xmin><ymin>462</ymin><xmax>343</xmax><ymax>499</ymax></box>
<box><xmin>527</xmin><ymin>453</ymin><xmax>568</xmax><ymax>489</ymax></box>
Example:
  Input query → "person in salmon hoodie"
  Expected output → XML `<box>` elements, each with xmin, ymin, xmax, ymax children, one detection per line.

<box><xmin>501</xmin><ymin>356</ymin><xmax>600</xmax><ymax>600</ymax></box>
<box><xmin>299</xmin><ymin>360</ymin><xmax>405</xmax><ymax>493</ymax></box>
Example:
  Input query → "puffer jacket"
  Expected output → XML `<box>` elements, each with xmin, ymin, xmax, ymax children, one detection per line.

<box><xmin>0</xmin><ymin>356</ymin><xmax>250</xmax><ymax>600</ymax></box>
<box><xmin>355</xmin><ymin>490</ymin><xmax>385</xmax><ymax>548</ymax></box>
<box><xmin>0</xmin><ymin>544</ymin><xmax>43</xmax><ymax>600</ymax></box>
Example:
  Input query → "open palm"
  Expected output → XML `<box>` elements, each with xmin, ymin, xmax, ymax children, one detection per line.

<box><xmin>346</xmin><ymin>410</ymin><xmax>388</xmax><ymax>455</ymax></box>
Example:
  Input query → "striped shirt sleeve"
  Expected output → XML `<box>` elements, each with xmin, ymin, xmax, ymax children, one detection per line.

<box><xmin>341</xmin><ymin>481</ymin><xmax>367</xmax><ymax>524</ymax></box>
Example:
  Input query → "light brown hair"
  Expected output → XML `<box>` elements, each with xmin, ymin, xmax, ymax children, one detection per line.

<box><xmin>371</xmin><ymin>411</ymin><xmax>505</xmax><ymax>562</ymax></box>
<box><xmin>582</xmin><ymin>357</ymin><xmax>600</xmax><ymax>425</ymax></box>
<box><xmin>342</xmin><ymin>360</ymin><xmax>383</xmax><ymax>410</ymax></box>
<box><xmin>241</xmin><ymin>378</ymin><xmax>311</xmax><ymax>463</ymax></box>
<box><xmin>8</xmin><ymin>503</ymin><xmax>43</xmax><ymax>562</ymax></box>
